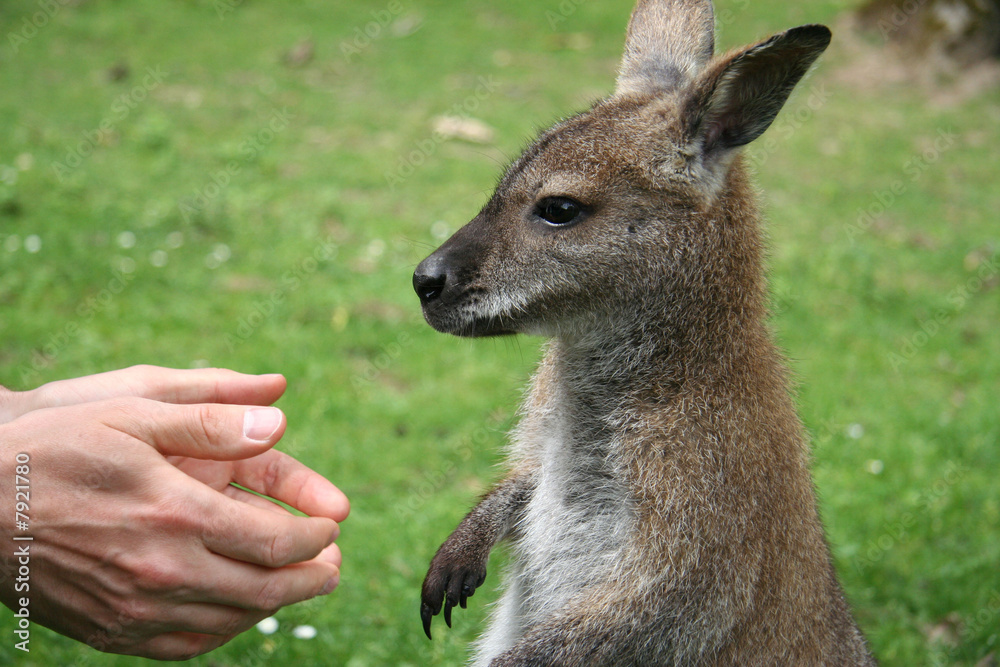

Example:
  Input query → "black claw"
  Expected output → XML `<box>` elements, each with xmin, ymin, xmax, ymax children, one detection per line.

<box><xmin>422</xmin><ymin>563</ymin><xmax>487</xmax><ymax>640</ymax></box>
<box><xmin>421</xmin><ymin>603</ymin><xmax>433</xmax><ymax>640</ymax></box>
<box><xmin>462</xmin><ymin>582</ymin><xmax>476</xmax><ymax>605</ymax></box>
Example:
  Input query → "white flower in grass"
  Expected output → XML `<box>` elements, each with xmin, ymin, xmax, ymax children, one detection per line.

<box><xmin>292</xmin><ymin>624</ymin><xmax>318</xmax><ymax>640</ymax></box>
<box><xmin>256</xmin><ymin>617</ymin><xmax>279</xmax><ymax>635</ymax></box>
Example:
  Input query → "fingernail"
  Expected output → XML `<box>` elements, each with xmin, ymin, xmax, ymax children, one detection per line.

<box><xmin>243</xmin><ymin>407</ymin><xmax>283</xmax><ymax>442</ymax></box>
<box><xmin>321</xmin><ymin>571</ymin><xmax>340</xmax><ymax>595</ymax></box>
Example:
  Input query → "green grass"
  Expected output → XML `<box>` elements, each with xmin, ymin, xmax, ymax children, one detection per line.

<box><xmin>1</xmin><ymin>0</ymin><xmax>998</xmax><ymax>664</ymax></box>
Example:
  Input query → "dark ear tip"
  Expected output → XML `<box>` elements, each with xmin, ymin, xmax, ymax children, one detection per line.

<box><xmin>787</xmin><ymin>24</ymin><xmax>833</xmax><ymax>50</ymax></box>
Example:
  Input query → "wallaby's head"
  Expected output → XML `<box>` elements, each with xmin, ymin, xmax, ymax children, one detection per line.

<box><xmin>414</xmin><ymin>0</ymin><xmax>830</xmax><ymax>341</ymax></box>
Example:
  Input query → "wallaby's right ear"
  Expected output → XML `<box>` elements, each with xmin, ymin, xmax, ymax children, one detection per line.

<box><xmin>684</xmin><ymin>25</ymin><xmax>832</xmax><ymax>159</ymax></box>
<box><xmin>615</xmin><ymin>0</ymin><xmax>715</xmax><ymax>97</ymax></box>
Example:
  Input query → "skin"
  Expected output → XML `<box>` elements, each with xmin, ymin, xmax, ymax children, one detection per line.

<box><xmin>0</xmin><ymin>365</ymin><xmax>349</xmax><ymax>660</ymax></box>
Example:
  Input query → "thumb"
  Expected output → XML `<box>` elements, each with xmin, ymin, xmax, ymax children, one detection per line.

<box><xmin>96</xmin><ymin>397</ymin><xmax>286</xmax><ymax>459</ymax></box>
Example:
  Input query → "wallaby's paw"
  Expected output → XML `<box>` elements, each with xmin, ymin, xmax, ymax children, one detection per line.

<box><xmin>420</xmin><ymin>547</ymin><xmax>488</xmax><ymax>639</ymax></box>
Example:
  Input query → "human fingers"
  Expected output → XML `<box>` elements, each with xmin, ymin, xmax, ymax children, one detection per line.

<box><xmin>195</xmin><ymin>550</ymin><xmax>341</xmax><ymax>612</ymax></box>
<box><xmin>168</xmin><ymin>451</ymin><xmax>348</xmax><ymax>523</ymax></box>
<box><xmin>222</xmin><ymin>484</ymin><xmax>296</xmax><ymax>515</ymax></box>
<box><xmin>95</xmin><ymin>399</ymin><xmax>340</xmax><ymax>564</ymax></box>
<box><xmin>318</xmin><ymin>540</ymin><xmax>343</xmax><ymax>570</ymax></box>
<box><xmin>232</xmin><ymin>448</ymin><xmax>350</xmax><ymax>522</ymax></box>
<box><xmin>29</xmin><ymin>366</ymin><xmax>286</xmax><ymax>413</ymax></box>
<box><xmin>199</xmin><ymin>508</ymin><xmax>339</xmax><ymax>569</ymax></box>
<box><xmin>211</xmin><ymin>506</ymin><xmax>342</xmax><ymax>575</ymax></box>
<box><xmin>97</xmin><ymin>397</ymin><xmax>287</xmax><ymax>460</ymax></box>
<box><xmin>122</xmin><ymin>631</ymin><xmax>231</xmax><ymax>661</ymax></box>
<box><xmin>200</xmin><ymin>491</ymin><xmax>340</xmax><ymax>568</ymax></box>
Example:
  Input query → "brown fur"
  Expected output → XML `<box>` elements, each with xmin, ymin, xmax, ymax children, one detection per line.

<box><xmin>413</xmin><ymin>1</ymin><xmax>876</xmax><ymax>664</ymax></box>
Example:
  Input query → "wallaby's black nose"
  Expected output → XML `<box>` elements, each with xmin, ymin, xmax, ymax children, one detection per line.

<box><xmin>413</xmin><ymin>255</ymin><xmax>448</xmax><ymax>303</ymax></box>
<box><xmin>413</xmin><ymin>271</ymin><xmax>446</xmax><ymax>302</ymax></box>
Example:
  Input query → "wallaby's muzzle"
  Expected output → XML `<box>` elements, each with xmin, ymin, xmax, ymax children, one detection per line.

<box><xmin>413</xmin><ymin>221</ymin><xmax>515</xmax><ymax>338</ymax></box>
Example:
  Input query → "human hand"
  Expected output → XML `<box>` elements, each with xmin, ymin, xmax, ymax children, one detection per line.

<box><xmin>0</xmin><ymin>364</ymin><xmax>295</xmax><ymax>424</ymax></box>
<box><xmin>0</xmin><ymin>368</ymin><xmax>349</xmax><ymax>659</ymax></box>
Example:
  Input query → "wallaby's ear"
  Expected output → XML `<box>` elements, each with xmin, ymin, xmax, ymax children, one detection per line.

<box><xmin>686</xmin><ymin>24</ymin><xmax>832</xmax><ymax>156</ymax></box>
<box><xmin>615</xmin><ymin>0</ymin><xmax>715</xmax><ymax>97</ymax></box>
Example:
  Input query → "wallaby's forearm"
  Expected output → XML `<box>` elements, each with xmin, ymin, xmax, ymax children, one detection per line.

<box><xmin>421</xmin><ymin>467</ymin><xmax>536</xmax><ymax>638</ymax></box>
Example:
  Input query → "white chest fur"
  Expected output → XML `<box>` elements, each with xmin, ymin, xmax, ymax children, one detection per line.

<box><xmin>473</xmin><ymin>368</ymin><xmax>635</xmax><ymax>664</ymax></box>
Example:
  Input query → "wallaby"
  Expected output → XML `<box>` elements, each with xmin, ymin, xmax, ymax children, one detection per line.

<box><xmin>412</xmin><ymin>0</ymin><xmax>876</xmax><ymax>664</ymax></box>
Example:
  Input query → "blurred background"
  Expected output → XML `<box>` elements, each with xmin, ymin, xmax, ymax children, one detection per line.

<box><xmin>1</xmin><ymin>0</ymin><xmax>998</xmax><ymax>664</ymax></box>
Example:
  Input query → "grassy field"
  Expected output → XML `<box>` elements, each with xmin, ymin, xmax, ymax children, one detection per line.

<box><xmin>1</xmin><ymin>0</ymin><xmax>998</xmax><ymax>664</ymax></box>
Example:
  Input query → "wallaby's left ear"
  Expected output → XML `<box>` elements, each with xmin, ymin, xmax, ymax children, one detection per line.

<box><xmin>686</xmin><ymin>24</ymin><xmax>831</xmax><ymax>157</ymax></box>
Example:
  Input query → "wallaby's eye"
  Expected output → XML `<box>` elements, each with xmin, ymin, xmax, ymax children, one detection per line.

<box><xmin>536</xmin><ymin>197</ymin><xmax>583</xmax><ymax>227</ymax></box>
